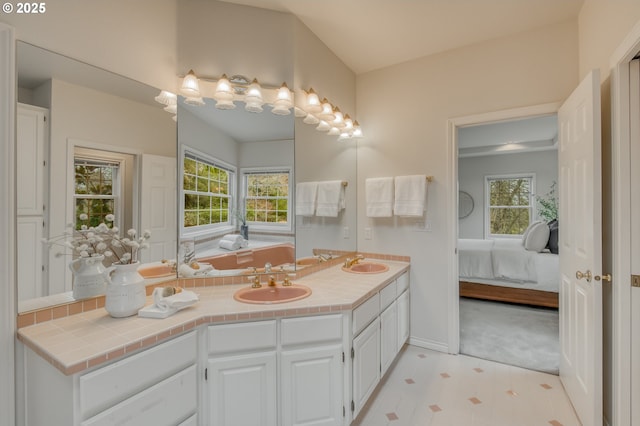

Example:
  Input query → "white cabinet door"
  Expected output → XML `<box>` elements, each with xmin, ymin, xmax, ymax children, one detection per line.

<box><xmin>352</xmin><ymin>317</ymin><xmax>380</xmax><ymax>418</ymax></box>
<box><xmin>397</xmin><ymin>290</ymin><xmax>410</xmax><ymax>350</ymax></box>
<box><xmin>16</xmin><ymin>104</ymin><xmax>46</xmax><ymax>216</ymax></box>
<box><xmin>281</xmin><ymin>344</ymin><xmax>343</xmax><ymax>426</ymax></box>
<box><xmin>207</xmin><ymin>351</ymin><xmax>277</xmax><ymax>426</ymax></box>
<box><xmin>380</xmin><ymin>301</ymin><xmax>398</xmax><ymax>376</ymax></box>
<box><xmin>17</xmin><ymin>216</ymin><xmax>43</xmax><ymax>300</ymax></box>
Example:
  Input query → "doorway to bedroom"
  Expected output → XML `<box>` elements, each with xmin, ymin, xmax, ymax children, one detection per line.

<box><xmin>456</xmin><ymin>113</ymin><xmax>560</xmax><ymax>375</ymax></box>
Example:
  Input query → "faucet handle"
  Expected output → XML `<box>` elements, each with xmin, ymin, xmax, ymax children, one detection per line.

<box><xmin>248</xmin><ymin>275</ymin><xmax>261</xmax><ymax>288</ymax></box>
<box><xmin>283</xmin><ymin>274</ymin><xmax>295</xmax><ymax>286</ymax></box>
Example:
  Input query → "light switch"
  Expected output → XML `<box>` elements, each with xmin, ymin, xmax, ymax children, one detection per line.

<box><xmin>364</xmin><ymin>227</ymin><xmax>373</xmax><ymax>240</ymax></box>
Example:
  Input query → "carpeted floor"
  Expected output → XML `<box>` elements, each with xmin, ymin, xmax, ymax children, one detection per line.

<box><xmin>459</xmin><ymin>297</ymin><xmax>560</xmax><ymax>375</ymax></box>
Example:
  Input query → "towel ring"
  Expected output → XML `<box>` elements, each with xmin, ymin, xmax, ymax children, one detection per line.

<box><xmin>459</xmin><ymin>191</ymin><xmax>474</xmax><ymax>219</ymax></box>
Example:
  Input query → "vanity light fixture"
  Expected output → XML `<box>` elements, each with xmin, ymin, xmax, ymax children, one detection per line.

<box><xmin>214</xmin><ymin>74</ymin><xmax>236</xmax><ymax>110</ymax></box>
<box><xmin>331</xmin><ymin>106</ymin><xmax>345</xmax><ymax>129</ymax></box>
<box><xmin>352</xmin><ymin>121</ymin><xmax>364</xmax><ymax>138</ymax></box>
<box><xmin>343</xmin><ymin>114</ymin><xmax>353</xmax><ymax>131</ymax></box>
<box><xmin>294</xmin><ymin>106</ymin><xmax>308</xmax><ymax>118</ymax></box>
<box><xmin>154</xmin><ymin>90</ymin><xmax>178</xmax><ymax>120</ymax></box>
<box><xmin>328</xmin><ymin>126</ymin><xmax>341</xmax><ymax>136</ymax></box>
<box><xmin>316</xmin><ymin>120</ymin><xmax>331</xmax><ymax>131</ymax></box>
<box><xmin>271</xmin><ymin>83</ymin><xmax>293</xmax><ymax>115</ymax></box>
<box><xmin>184</xmin><ymin>96</ymin><xmax>205</xmax><ymax>106</ymax></box>
<box><xmin>317</xmin><ymin>98</ymin><xmax>335</xmax><ymax>121</ymax></box>
<box><xmin>244</xmin><ymin>78</ymin><xmax>264</xmax><ymax>113</ymax></box>
<box><xmin>304</xmin><ymin>88</ymin><xmax>322</xmax><ymax>113</ymax></box>
<box><xmin>303</xmin><ymin>114</ymin><xmax>320</xmax><ymax>125</ymax></box>
<box><xmin>180</xmin><ymin>70</ymin><xmax>201</xmax><ymax>97</ymax></box>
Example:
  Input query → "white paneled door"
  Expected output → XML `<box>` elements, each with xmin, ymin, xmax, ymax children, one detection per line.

<box><xmin>558</xmin><ymin>69</ymin><xmax>603</xmax><ymax>426</ymax></box>
<box><xmin>140</xmin><ymin>154</ymin><xmax>176</xmax><ymax>264</ymax></box>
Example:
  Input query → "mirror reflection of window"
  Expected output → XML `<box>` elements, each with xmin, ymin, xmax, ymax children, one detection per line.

<box><xmin>182</xmin><ymin>149</ymin><xmax>235</xmax><ymax>233</ymax></box>
<box><xmin>242</xmin><ymin>169</ymin><xmax>291</xmax><ymax>229</ymax></box>
<box><xmin>74</xmin><ymin>158</ymin><xmax>118</xmax><ymax>229</ymax></box>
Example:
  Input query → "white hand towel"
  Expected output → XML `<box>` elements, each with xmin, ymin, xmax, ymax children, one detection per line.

<box><xmin>394</xmin><ymin>175</ymin><xmax>426</xmax><ymax>217</ymax></box>
<box><xmin>295</xmin><ymin>182</ymin><xmax>318</xmax><ymax>216</ymax></box>
<box><xmin>219</xmin><ymin>239</ymin><xmax>241</xmax><ymax>250</ymax></box>
<box><xmin>366</xmin><ymin>177</ymin><xmax>394</xmax><ymax>217</ymax></box>
<box><xmin>221</xmin><ymin>234</ymin><xmax>243</xmax><ymax>244</ymax></box>
<box><xmin>315</xmin><ymin>181</ymin><xmax>345</xmax><ymax>217</ymax></box>
<box><xmin>153</xmin><ymin>287</ymin><xmax>199</xmax><ymax>311</ymax></box>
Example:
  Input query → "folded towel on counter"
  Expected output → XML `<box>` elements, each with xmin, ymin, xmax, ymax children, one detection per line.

<box><xmin>219</xmin><ymin>239</ymin><xmax>241</xmax><ymax>251</ymax></box>
<box><xmin>394</xmin><ymin>174</ymin><xmax>426</xmax><ymax>217</ymax></box>
<box><xmin>138</xmin><ymin>287</ymin><xmax>199</xmax><ymax>318</ymax></box>
<box><xmin>177</xmin><ymin>262</ymin><xmax>214</xmax><ymax>277</ymax></box>
<box><xmin>221</xmin><ymin>234</ymin><xmax>243</xmax><ymax>244</ymax></box>
<box><xmin>295</xmin><ymin>182</ymin><xmax>318</xmax><ymax>216</ymax></box>
<box><xmin>365</xmin><ymin>177</ymin><xmax>394</xmax><ymax>217</ymax></box>
<box><xmin>315</xmin><ymin>180</ymin><xmax>345</xmax><ymax>217</ymax></box>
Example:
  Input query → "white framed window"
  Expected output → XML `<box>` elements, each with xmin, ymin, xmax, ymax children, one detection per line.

<box><xmin>73</xmin><ymin>156</ymin><xmax>122</xmax><ymax>229</ymax></box>
<box><xmin>485</xmin><ymin>173</ymin><xmax>536</xmax><ymax>238</ymax></box>
<box><xmin>181</xmin><ymin>146</ymin><xmax>236</xmax><ymax>237</ymax></box>
<box><xmin>241</xmin><ymin>167</ymin><xmax>292</xmax><ymax>233</ymax></box>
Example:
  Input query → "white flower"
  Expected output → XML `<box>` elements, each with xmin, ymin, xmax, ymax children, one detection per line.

<box><xmin>127</xmin><ymin>229</ymin><xmax>136</xmax><ymax>237</ymax></box>
<box><xmin>96</xmin><ymin>242</ymin><xmax>107</xmax><ymax>251</ymax></box>
<box><xmin>105</xmin><ymin>214</ymin><xmax>115</xmax><ymax>222</ymax></box>
<box><xmin>79</xmin><ymin>213</ymin><xmax>88</xmax><ymax>221</ymax></box>
<box><xmin>143</xmin><ymin>230</ymin><xmax>151</xmax><ymax>239</ymax></box>
<box><xmin>111</xmin><ymin>226</ymin><xmax>119</xmax><ymax>234</ymax></box>
<box><xmin>128</xmin><ymin>241</ymin><xmax>140</xmax><ymax>250</ymax></box>
<box><xmin>79</xmin><ymin>250</ymin><xmax>89</xmax><ymax>257</ymax></box>
<box><xmin>80</xmin><ymin>225</ymin><xmax>88</xmax><ymax>231</ymax></box>
<box><xmin>104</xmin><ymin>250</ymin><xmax>113</xmax><ymax>258</ymax></box>
<box><xmin>121</xmin><ymin>253</ymin><xmax>132</xmax><ymax>261</ymax></box>
<box><xmin>111</xmin><ymin>239</ymin><xmax>122</xmax><ymax>248</ymax></box>
<box><xmin>140</xmin><ymin>242</ymin><xmax>150</xmax><ymax>249</ymax></box>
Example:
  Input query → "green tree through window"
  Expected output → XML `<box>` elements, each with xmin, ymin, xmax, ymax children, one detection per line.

<box><xmin>74</xmin><ymin>161</ymin><xmax>117</xmax><ymax>229</ymax></box>
<box><xmin>183</xmin><ymin>154</ymin><xmax>231</xmax><ymax>228</ymax></box>
<box><xmin>487</xmin><ymin>176</ymin><xmax>533</xmax><ymax>236</ymax></box>
<box><xmin>244</xmin><ymin>172</ymin><xmax>289</xmax><ymax>224</ymax></box>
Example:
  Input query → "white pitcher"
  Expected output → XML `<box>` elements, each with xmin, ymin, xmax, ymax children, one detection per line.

<box><xmin>104</xmin><ymin>262</ymin><xmax>147</xmax><ymax>318</ymax></box>
<box><xmin>69</xmin><ymin>255</ymin><xmax>107</xmax><ymax>300</ymax></box>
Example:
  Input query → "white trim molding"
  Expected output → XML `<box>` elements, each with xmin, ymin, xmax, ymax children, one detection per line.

<box><xmin>0</xmin><ymin>22</ymin><xmax>16</xmax><ymax>426</ymax></box>
<box><xmin>446</xmin><ymin>103</ymin><xmax>559</xmax><ymax>354</ymax></box>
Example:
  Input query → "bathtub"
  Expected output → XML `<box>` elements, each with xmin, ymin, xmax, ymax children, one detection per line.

<box><xmin>197</xmin><ymin>242</ymin><xmax>295</xmax><ymax>271</ymax></box>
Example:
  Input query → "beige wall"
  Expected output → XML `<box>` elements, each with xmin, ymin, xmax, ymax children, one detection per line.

<box><xmin>0</xmin><ymin>0</ymin><xmax>177</xmax><ymax>91</ymax></box>
<box><xmin>578</xmin><ymin>3</ymin><xmax>640</xmax><ymax>423</ymax></box>
<box><xmin>356</xmin><ymin>20</ymin><xmax>579</xmax><ymax>348</ymax></box>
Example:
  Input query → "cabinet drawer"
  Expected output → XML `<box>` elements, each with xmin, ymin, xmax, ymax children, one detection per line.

<box><xmin>379</xmin><ymin>281</ymin><xmax>397</xmax><ymax>310</ymax></box>
<box><xmin>82</xmin><ymin>365</ymin><xmax>197</xmax><ymax>426</ymax></box>
<box><xmin>396</xmin><ymin>272</ymin><xmax>409</xmax><ymax>294</ymax></box>
<box><xmin>208</xmin><ymin>320</ymin><xmax>276</xmax><ymax>355</ymax></box>
<box><xmin>281</xmin><ymin>314</ymin><xmax>342</xmax><ymax>346</ymax></box>
<box><xmin>80</xmin><ymin>331</ymin><xmax>197</xmax><ymax>420</ymax></box>
<box><xmin>352</xmin><ymin>293</ymin><xmax>380</xmax><ymax>335</ymax></box>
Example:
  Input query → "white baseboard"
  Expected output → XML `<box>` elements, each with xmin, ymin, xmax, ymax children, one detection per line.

<box><xmin>408</xmin><ymin>336</ymin><xmax>449</xmax><ymax>353</ymax></box>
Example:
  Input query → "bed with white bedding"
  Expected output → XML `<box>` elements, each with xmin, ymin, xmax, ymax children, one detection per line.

<box><xmin>458</xmin><ymin>238</ymin><xmax>559</xmax><ymax>307</ymax></box>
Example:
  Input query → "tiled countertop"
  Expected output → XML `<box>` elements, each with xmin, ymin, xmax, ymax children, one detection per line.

<box><xmin>17</xmin><ymin>260</ymin><xmax>410</xmax><ymax>376</ymax></box>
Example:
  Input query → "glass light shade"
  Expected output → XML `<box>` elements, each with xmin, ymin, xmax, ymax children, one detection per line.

<box><xmin>215</xmin><ymin>98</ymin><xmax>236</xmax><ymax>110</ymax></box>
<box><xmin>352</xmin><ymin>120</ymin><xmax>364</xmax><ymax>138</ymax></box>
<box><xmin>305</xmin><ymin>88</ymin><xmax>322</xmax><ymax>113</ymax></box>
<box><xmin>338</xmin><ymin>131</ymin><xmax>352</xmax><ymax>141</ymax></box>
<box><xmin>272</xmin><ymin>103</ymin><xmax>291</xmax><ymax>115</ymax></box>
<box><xmin>215</xmin><ymin>74</ymin><xmax>234</xmax><ymax>101</ymax></box>
<box><xmin>276</xmin><ymin>83</ymin><xmax>293</xmax><ymax>105</ymax></box>
<box><xmin>244</xmin><ymin>79</ymin><xmax>264</xmax><ymax>113</ymax></box>
<box><xmin>180</xmin><ymin>70</ymin><xmax>200</xmax><ymax>97</ymax></box>
<box><xmin>172</xmin><ymin>115</ymin><xmax>177</xmax><ymax>122</ymax></box>
<box><xmin>332</xmin><ymin>107</ymin><xmax>345</xmax><ymax>129</ymax></box>
<box><xmin>184</xmin><ymin>96</ymin><xmax>205</xmax><ymax>106</ymax></box>
<box><xmin>316</xmin><ymin>120</ymin><xmax>331</xmax><ymax>131</ymax></box>
<box><xmin>303</xmin><ymin>114</ymin><xmax>319</xmax><ymax>124</ymax></box>
<box><xmin>317</xmin><ymin>98</ymin><xmax>335</xmax><ymax>121</ymax></box>
<box><xmin>164</xmin><ymin>104</ymin><xmax>177</xmax><ymax>114</ymax></box>
<box><xmin>155</xmin><ymin>90</ymin><xmax>177</xmax><ymax>106</ymax></box>
<box><xmin>343</xmin><ymin>114</ymin><xmax>354</xmax><ymax>131</ymax></box>
<box><xmin>328</xmin><ymin>126</ymin><xmax>341</xmax><ymax>136</ymax></box>
<box><xmin>294</xmin><ymin>107</ymin><xmax>307</xmax><ymax>118</ymax></box>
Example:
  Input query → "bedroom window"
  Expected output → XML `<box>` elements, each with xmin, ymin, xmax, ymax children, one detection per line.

<box><xmin>485</xmin><ymin>174</ymin><xmax>535</xmax><ymax>238</ymax></box>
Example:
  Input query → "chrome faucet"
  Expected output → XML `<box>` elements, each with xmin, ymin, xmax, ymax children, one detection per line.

<box><xmin>344</xmin><ymin>255</ymin><xmax>364</xmax><ymax>268</ymax></box>
<box><xmin>264</xmin><ymin>262</ymin><xmax>272</xmax><ymax>273</ymax></box>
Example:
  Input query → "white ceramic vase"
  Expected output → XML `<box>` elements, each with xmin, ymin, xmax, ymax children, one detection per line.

<box><xmin>104</xmin><ymin>261</ymin><xmax>146</xmax><ymax>318</ymax></box>
<box><xmin>69</xmin><ymin>255</ymin><xmax>107</xmax><ymax>300</ymax></box>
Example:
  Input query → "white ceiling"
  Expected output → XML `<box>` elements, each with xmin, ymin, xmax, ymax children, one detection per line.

<box><xmin>222</xmin><ymin>0</ymin><xmax>584</xmax><ymax>74</ymax></box>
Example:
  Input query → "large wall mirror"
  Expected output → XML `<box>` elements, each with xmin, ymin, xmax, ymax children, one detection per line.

<box><xmin>16</xmin><ymin>41</ymin><xmax>177</xmax><ymax>312</ymax></box>
<box><xmin>176</xmin><ymin>97</ymin><xmax>295</xmax><ymax>277</ymax></box>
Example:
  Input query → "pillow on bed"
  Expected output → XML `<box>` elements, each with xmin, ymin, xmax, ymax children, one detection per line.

<box><xmin>521</xmin><ymin>220</ymin><xmax>543</xmax><ymax>245</ymax></box>
<box><xmin>547</xmin><ymin>219</ymin><xmax>559</xmax><ymax>254</ymax></box>
<box><xmin>524</xmin><ymin>221</ymin><xmax>550</xmax><ymax>252</ymax></box>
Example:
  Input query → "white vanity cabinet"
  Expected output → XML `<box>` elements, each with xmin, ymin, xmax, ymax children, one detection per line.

<box><xmin>206</xmin><ymin>320</ymin><xmax>278</xmax><ymax>426</ymax></box>
<box><xmin>350</xmin><ymin>271</ymin><xmax>410</xmax><ymax>420</ymax></box>
<box><xmin>280</xmin><ymin>314</ymin><xmax>344</xmax><ymax>426</ymax></box>
<box><xmin>205</xmin><ymin>314</ymin><xmax>346</xmax><ymax>426</ymax></box>
<box><xmin>23</xmin><ymin>331</ymin><xmax>198</xmax><ymax>426</ymax></box>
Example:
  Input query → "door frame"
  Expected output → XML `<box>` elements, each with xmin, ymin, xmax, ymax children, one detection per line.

<box><xmin>0</xmin><ymin>23</ymin><xmax>16</xmax><ymax>426</ymax></box>
<box><xmin>446</xmin><ymin>102</ymin><xmax>560</xmax><ymax>353</ymax></box>
<box><xmin>610</xmin><ymin>18</ymin><xmax>640</xmax><ymax>426</ymax></box>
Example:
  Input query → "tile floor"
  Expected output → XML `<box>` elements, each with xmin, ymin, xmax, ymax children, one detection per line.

<box><xmin>352</xmin><ymin>345</ymin><xmax>581</xmax><ymax>426</ymax></box>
